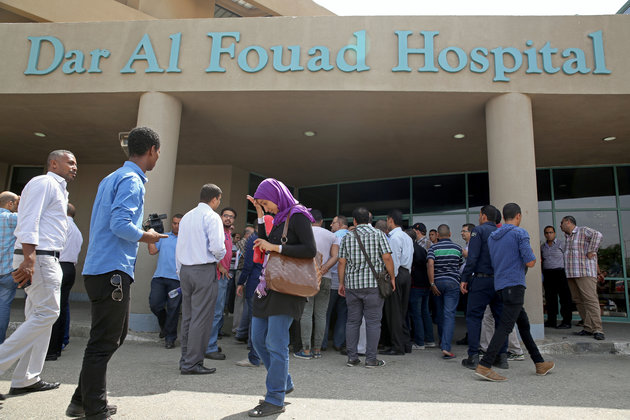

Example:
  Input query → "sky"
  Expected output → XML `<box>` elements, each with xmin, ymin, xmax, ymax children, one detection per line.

<box><xmin>314</xmin><ymin>0</ymin><xmax>626</xmax><ymax>16</ymax></box>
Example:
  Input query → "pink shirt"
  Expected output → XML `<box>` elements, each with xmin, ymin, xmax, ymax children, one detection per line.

<box><xmin>218</xmin><ymin>227</ymin><xmax>233</xmax><ymax>276</ymax></box>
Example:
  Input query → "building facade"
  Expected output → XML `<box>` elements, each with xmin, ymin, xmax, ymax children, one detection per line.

<box><xmin>1</xmin><ymin>1</ymin><xmax>629</xmax><ymax>336</ymax></box>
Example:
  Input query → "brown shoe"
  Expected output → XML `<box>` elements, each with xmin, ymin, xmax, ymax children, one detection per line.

<box><xmin>474</xmin><ymin>365</ymin><xmax>507</xmax><ymax>382</ymax></box>
<box><xmin>535</xmin><ymin>361</ymin><xmax>555</xmax><ymax>376</ymax></box>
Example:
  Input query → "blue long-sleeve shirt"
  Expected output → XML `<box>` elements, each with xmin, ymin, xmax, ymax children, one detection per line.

<box><xmin>83</xmin><ymin>161</ymin><xmax>147</xmax><ymax>279</ymax></box>
<box><xmin>238</xmin><ymin>233</ymin><xmax>262</xmax><ymax>298</ymax></box>
<box><xmin>488</xmin><ymin>224</ymin><xmax>536</xmax><ymax>291</ymax></box>
<box><xmin>460</xmin><ymin>221</ymin><xmax>497</xmax><ymax>284</ymax></box>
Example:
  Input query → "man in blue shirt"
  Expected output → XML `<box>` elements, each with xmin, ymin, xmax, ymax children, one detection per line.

<box><xmin>380</xmin><ymin>209</ymin><xmax>414</xmax><ymax>355</ymax></box>
<box><xmin>67</xmin><ymin>127</ymin><xmax>167</xmax><ymax>419</ymax></box>
<box><xmin>475</xmin><ymin>203</ymin><xmax>555</xmax><ymax>382</ymax></box>
<box><xmin>148</xmin><ymin>214</ymin><xmax>183</xmax><ymax>349</ymax></box>
<box><xmin>0</xmin><ymin>191</ymin><xmax>19</xmax><ymax>344</ymax></box>
<box><xmin>460</xmin><ymin>205</ymin><xmax>509</xmax><ymax>370</ymax></box>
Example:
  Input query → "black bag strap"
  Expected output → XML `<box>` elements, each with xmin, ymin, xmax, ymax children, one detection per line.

<box><xmin>353</xmin><ymin>229</ymin><xmax>379</xmax><ymax>278</ymax></box>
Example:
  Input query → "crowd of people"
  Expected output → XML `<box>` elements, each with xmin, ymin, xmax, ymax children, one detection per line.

<box><xmin>0</xmin><ymin>125</ymin><xmax>607</xmax><ymax>418</ymax></box>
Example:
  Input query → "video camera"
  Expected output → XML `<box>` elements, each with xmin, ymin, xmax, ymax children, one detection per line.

<box><xmin>143</xmin><ymin>213</ymin><xmax>168</xmax><ymax>234</ymax></box>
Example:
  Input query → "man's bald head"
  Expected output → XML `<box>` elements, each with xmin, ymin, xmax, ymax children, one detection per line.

<box><xmin>0</xmin><ymin>191</ymin><xmax>18</xmax><ymax>211</ymax></box>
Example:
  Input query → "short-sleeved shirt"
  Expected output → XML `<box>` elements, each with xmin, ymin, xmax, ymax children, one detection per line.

<box><xmin>427</xmin><ymin>239</ymin><xmax>463</xmax><ymax>284</ymax></box>
<box><xmin>312</xmin><ymin>226</ymin><xmax>337</xmax><ymax>269</ymax></box>
<box><xmin>153</xmin><ymin>232</ymin><xmax>179</xmax><ymax>281</ymax></box>
<box><xmin>339</xmin><ymin>224</ymin><xmax>392</xmax><ymax>290</ymax></box>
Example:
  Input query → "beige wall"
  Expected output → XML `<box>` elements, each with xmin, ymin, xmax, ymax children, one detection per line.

<box><xmin>1</xmin><ymin>16</ymin><xmax>628</xmax><ymax>95</ymax></box>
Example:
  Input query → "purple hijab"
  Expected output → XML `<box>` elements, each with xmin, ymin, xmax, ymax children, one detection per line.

<box><xmin>253</xmin><ymin>178</ymin><xmax>315</xmax><ymax>226</ymax></box>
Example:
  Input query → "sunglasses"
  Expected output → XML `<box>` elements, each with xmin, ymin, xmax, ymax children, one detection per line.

<box><xmin>111</xmin><ymin>274</ymin><xmax>123</xmax><ymax>302</ymax></box>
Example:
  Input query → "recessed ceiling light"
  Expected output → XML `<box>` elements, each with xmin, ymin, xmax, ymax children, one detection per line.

<box><xmin>433</xmin><ymin>184</ymin><xmax>442</xmax><ymax>188</ymax></box>
<box><xmin>453</xmin><ymin>133</ymin><xmax>465</xmax><ymax>139</ymax></box>
<box><xmin>602</xmin><ymin>136</ymin><xmax>616</xmax><ymax>142</ymax></box>
<box><xmin>304</xmin><ymin>130</ymin><xmax>316</xmax><ymax>137</ymax></box>
<box><xmin>34</xmin><ymin>132</ymin><xmax>46</xmax><ymax>137</ymax></box>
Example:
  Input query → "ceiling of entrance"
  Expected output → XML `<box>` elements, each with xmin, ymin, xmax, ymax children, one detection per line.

<box><xmin>0</xmin><ymin>91</ymin><xmax>628</xmax><ymax>187</ymax></box>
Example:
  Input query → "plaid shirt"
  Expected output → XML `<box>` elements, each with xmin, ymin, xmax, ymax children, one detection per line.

<box><xmin>339</xmin><ymin>224</ymin><xmax>392</xmax><ymax>289</ymax></box>
<box><xmin>0</xmin><ymin>208</ymin><xmax>18</xmax><ymax>274</ymax></box>
<box><xmin>564</xmin><ymin>226</ymin><xmax>602</xmax><ymax>278</ymax></box>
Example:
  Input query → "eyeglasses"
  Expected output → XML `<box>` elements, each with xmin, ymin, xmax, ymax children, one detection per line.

<box><xmin>222</xmin><ymin>214</ymin><xmax>235</xmax><ymax>219</ymax></box>
<box><xmin>111</xmin><ymin>274</ymin><xmax>123</xmax><ymax>302</ymax></box>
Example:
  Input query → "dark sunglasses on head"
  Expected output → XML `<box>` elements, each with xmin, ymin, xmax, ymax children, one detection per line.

<box><xmin>111</xmin><ymin>274</ymin><xmax>123</xmax><ymax>302</ymax></box>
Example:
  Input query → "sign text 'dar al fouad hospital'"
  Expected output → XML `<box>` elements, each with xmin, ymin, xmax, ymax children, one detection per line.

<box><xmin>24</xmin><ymin>29</ymin><xmax>611</xmax><ymax>82</ymax></box>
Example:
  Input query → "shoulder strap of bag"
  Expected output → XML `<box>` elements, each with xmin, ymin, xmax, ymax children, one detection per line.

<box><xmin>280</xmin><ymin>207</ymin><xmax>294</xmax><ymax>245</ymax></box>
<box><xmin>353</xmin><ymin>229</ymin><xmax>379</xmax><ymax>278</ymax></box>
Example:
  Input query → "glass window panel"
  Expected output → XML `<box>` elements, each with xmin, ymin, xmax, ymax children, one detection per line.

<box><xmin>412</xmin><ymin>174</ymin><xmax>465</xmax><ymax>214</ymax></box>
<box><xmin>9</xmin><ymin>166</ymin><xmax>44</xmax><ymax>195</ymax></box>
<box><xmin>598</xmin><ymin>280</ymin><xmax>627</xmax><ymax>318</ymax></box>
<box><xmin>412</xmin><ymin>214</ymin><xmax>468</xmax><ymax>249</ymax></box>
<box><xmin>298</xmin><ymin>185</ymin><xmax>337</xmax><ymax>219</ymax></box>
<box><xmin>617</xmin><ymin>166</ymin><xmax>630</xmax><ymax>208</ymax></box>
<box><xmin>621</xmin><ymin>211</ymin><xmax>630</xmax><ymax>277</ymax></box>
<box><xmin>248</xmin><ymin>173</ymin><xmax>266</xmax><ymax>213</ymax></box>
<box><xmin>339</xmin><ymin>178</ymin><xmax>410</xmax><ymax>216</ymax></box>
<box><xmin>562</xmin><ymin>211</ymin><xmax>622</xmax><ymax>278</ymax></box>
<box><xmin>553</xmin><ymin>167</ymin><xmax>616</xmax><ymax>208</ymax></box>
<box><xmin>467</xmin><ymin>173</ymin><xmax>489</xmax><ymax>212</ymax></box>
<box><xmin>538</xmin><ymin>211</ymin><xmax>554</xmax><ymax>242</ymax></box>
<box><xmin>537</xmin><ymin>169</ymin><xmax>552</xmax><ymax>210</ymax></box>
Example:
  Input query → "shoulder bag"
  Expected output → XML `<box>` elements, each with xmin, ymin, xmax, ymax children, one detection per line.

<box><xmin>353</xmin><ymin>229</ymin><xmax>393</xmax><ymax>298</ymax></box>
<box><xmin>265</xmin><ymin>211</ymin><xmax>322</xmax><ymax>297</ymax></box>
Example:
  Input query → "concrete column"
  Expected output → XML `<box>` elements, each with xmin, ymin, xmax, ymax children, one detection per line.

<box><xmin>485</xmin><ymin>93</ymin><xmax>544</xmax><ymax>339</ymax></box>
<box><xmin>130</xmin><ymin>91</ymin><xmax>182</xmax><ymax>332</ymax></box>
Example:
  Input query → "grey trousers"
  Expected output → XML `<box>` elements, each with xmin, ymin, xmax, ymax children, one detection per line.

<box><xmin>300</xmin><ymin>277</ymin><xmax>331</xmax><ymax>350</ymax></box>
<box><xmin>345</xmin><ymin>287</ymin><xmax>384</xmax><ymax>363</ymax></box>
<box><xmin>179</xmin><ymin>263</ymin><xmax>217</xmax><ymax>370</ymax></box>
<box><xmin>232</xmin><ymin>269</ymin><xmax>243</xmax><ymax>331</ymax></box>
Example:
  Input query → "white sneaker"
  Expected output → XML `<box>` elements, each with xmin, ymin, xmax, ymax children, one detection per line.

<box><xmin>412</xmin><ymin>344</ymin><xmax>425</xmax><ymax>350</ymax></box>
<box><xmin>236</xmin><ymin>359</ymin><xmax>259</xmax><ymax>367</ymax></box>
<box><xmin>425</xmin><ymin>342</ymin><xmax>437</xmax><ymax>348</ymax></box>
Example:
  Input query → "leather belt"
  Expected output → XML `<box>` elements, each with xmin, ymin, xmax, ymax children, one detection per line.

<box><xmin>475</xmin><ymin>273</ymin><xmax>493</xmax><ymax>278</ymax></box>
<box><xmin>14</xmin><ymin>249</ymin><xmax>60</xmax><ymax>258</ymax></box>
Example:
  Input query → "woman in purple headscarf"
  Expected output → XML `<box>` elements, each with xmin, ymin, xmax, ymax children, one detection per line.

<box><xmin>245</xmin><ymin>178</ymin><xmax>316</xmax><ymax>417</ymax></box>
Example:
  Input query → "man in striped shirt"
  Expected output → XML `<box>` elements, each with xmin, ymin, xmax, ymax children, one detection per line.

<box><xmin>560</xmin><ymin>216</ymin><xmax>604</xmax><ymax>340</ymax></box>
<box><xmin>338</xmin><ymin>207</ymin><xmax>395</xmax><ymax>368</ymax></box>
<box><xmin>427</xmin><ymin>224</ymin><xmax>463</xmax><ymax>359</ymax></box>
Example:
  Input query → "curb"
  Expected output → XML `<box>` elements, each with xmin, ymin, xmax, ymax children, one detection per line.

<box><xmin>7</xmin><ymin>321</ymin><xmax>160</xmax><ymax>343</ymax></box>
<box><xmin>538</xmin><ymin>341</ymin><xmax>630</xmax><ymax>355</ymax></box>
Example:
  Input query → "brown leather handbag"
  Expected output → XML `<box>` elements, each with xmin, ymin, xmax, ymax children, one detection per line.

<box><xmin>264</xmin><ymin>211</ymin><xmax>322</xmax><ymax>297</ymax></box>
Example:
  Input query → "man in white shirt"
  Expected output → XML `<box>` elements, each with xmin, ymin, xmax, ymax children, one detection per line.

<box><xmin>380</xmin><ymin>209</ymin><xmax>414</xmax><ymax>355</ymax></box>
<box><xmin>295</xmin><ymin>209</ymin><xmax>338</xmax><ymax>359</ymax></box>
<box><xmin>46</xmin><ymin>203</ymin><xmax>83</xmax><ymax>360</ymax></box>
<box><xmin>0</xmin><ymin>150</ymin><xmax>77</xmax><ymax>397</ymax></box>
<box><xmin>176</xmin><ymin>183</ymin><xmax>226</xmax><ymax>375</ymax></box>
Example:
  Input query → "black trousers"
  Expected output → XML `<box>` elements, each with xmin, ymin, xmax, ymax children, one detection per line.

<box><xmin>47</xmin><ymin>262</ymin><xmax>75</xmax><ymax>356</ymax></box>
<box><xmin>480</xmin><ymin>285</ymin><xmax>544</xmax><ymax>368</ymax></box>
<box><xmin>543</xmin><ymin>268</ymin><xmax>573</xmax><ymax>324</ymax></box>
<box><xmin>383</xmin><ymin>267</ymin><xmax>411</xmax><ymax>353</ymax></box>
<box><xmin>71</xmin><ymin>271</ymin><xmax>131</xmax><ymax>420</ymax></box>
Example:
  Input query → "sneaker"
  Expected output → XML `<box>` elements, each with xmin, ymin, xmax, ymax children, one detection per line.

<box><xmin>425</xmin><ymin>342</ymin><xmax>437</xmax><ymax>348</ymax></box>
<box><xmin>535</xmin><ymin>361</ymin><xmax>555</xmax><ymax>376</ymax></box>
<box><xmin>312</xmin><ymin>350</ymin><xmax>322</xmax><ymax>359</ymax></box>
<box><xmin>461</xmin><ymin>354</ymin><xmax>479</xmax><ymax>370</ymax></box>
<box><xmin>412</xmin><ymin>344</ymin><xmax>425</xmax><ymax>350</ymax></box>
<box><xmin>293</xmin><ymin>351</ymin><xmax>312</xmax><ymax>360</ymax></box>
<box><xmin>474</xmin><ymin>365</ymin><xmax>507</xmax><ymax>382</ymax></box>
<box><xmin>593</xmin><ymin>332</ymin><xmax>605</xmax><ymax>340</ymax></box>
<box><xmin>493</xmin><ymin>353</ymin><xmax>509</xmax><ymax>369</ymax></box>
<box><xmin>507</xmin><ymin>352</ymin><xmax>525</xmax><ymax>361</ymax></box>
<box><xmin>236</xmin><ymin>359</ymin><xmax>259</xmax><ymax>367</ymax></box>
<box><xmin>346</xmin><ymin>358</ymin><xmax>361</xmax><ymax>367</ymax></box>
<box><xmin>365</xmin><ymin>359</ymin><xmax>386</xmax><ymax>368</ymax></box>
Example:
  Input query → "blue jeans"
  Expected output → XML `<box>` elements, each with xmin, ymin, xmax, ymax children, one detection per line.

<box><xmin>434</xmin><ymin>279</ymin><xmax>460</xmax><ymax>352</ymax></box>
<box><xmin>236</xmin><ymin>295</ymin><xmax>260</xmax><ymax>365</ymax></box>
<box><xmin>322</xmin><ymin>290</ymin><xmax>347</xmax><ymax>349</ymax></box>
<box><xmin>206</xmin><ymin>274</ymin><xmax>228</xmax><ymax>353</ymax></box>
<box><xmin>409</xmin><ymin>288</ymin><xmax>435</xmax><ymax>346</ymax></box>
<box><xmin>251</xmin><ymin>314</ymin><xmax>294</xmax><ymax>407</ymax></box>
<box><xmin>0</xmin><ymin>272</ymin><xmax>17</xmax><ymax>344</ymax></box>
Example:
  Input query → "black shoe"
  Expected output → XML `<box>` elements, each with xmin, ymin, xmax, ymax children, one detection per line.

<box><xmin>235</xmin><ymin>336</ymin><xmax>248</xmax><ymax>344</ymax></box>
<box><xmin>9</xmin><ymin>380</ymin><xmax>60</xmax><ymax>395</ymax></box>
<box><xmin>339</xmin><ymin>347</ymin><xmax>347</xmax><ymax>356</ymax></box>
<box><xmin>159</xmin><ymin>329</ymin><xmax>166</xmax><ymax>339</ymax></box>
<box><xmin>593</xmin><ymin>332</ymin><xmax>605</xmax><ymax>340</ymax></box>
<box><xmin>248</xmin><ymin>401</ymin><xmax>285</xmax><ymax>417</ymax></box>
<box><xmin>574</xmin><ymin>330</ymin><xmax>593</xmax><ymax>336</ymax></box>
<box><xmin>404</xmin><ymin>346</ymin><xmax>412</xmax><ymax>354</ymax></box>
<box><xmin>346</xmin><ymin>358</ymin><xmax>361</xmax><ymax>367</ymax></box>
<box><xmin>205</xmin><ymin>351</ymin><xmax>226</xmax><ymax>360</ymax></box>
<box><xmin>66</xmin><ymin>401</ymin><xmax>117</xmax><ymax>417</ymax></box>
<box><xmin>544</xmin><ymin>321</ymin><xmax>557</xmax><ymax>328</ymax></box>
<box><xmin>365</xmin><ymin>359</ymin><xmax>386</xmax><ymax>368</ymax></box>
<box><xmin>45</xmin><ymin>353</ymin><xmax>59</xmax><ymax>361</ymax></box>
<box><xmin>556</xmin><ymin>323</ymin><xmax>571</xmax><ymax>329</ymax></box>
<box><xmin>378</xmin><ymin>349</ymin><xmax>404</xmax><ymax>356</ymax></box>
<box><xmin>181</xmin><ymin>364</ymin><xmax>216</xmax><ymax>375</ymax></box>
<box><xmin>165</xmin><ymin>341</ymin><xmax>175</xmax><ymax>349</ymax></box>
<box><xmin>461</xmin><ymin>354</ymin><xmax>479</xmax><ymax>370</ymax></box>
<box><xmin>455</xmin><ymin>334</ymin><xmax>468</xmax><ymax>345</ymax></box>
<box><xmin>493</xmin><ymin>353</ymin><xmax>509</xmax><ymax>369</ymax></box>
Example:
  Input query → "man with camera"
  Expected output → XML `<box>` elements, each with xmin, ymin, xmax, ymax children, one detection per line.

<box><xmin>67</xmin><ymin>127</ymin><xmax>167</xmax><ymax>420</ymax></box>
<box><xmin>148</xmin><ymin>214</ymin><xmax>184</xmax><ymax>349</ymax></box>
